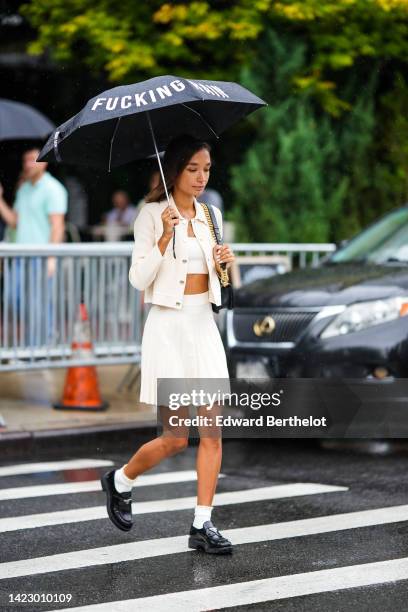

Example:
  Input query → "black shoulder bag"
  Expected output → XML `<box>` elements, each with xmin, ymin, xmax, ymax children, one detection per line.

<box><xmin>201</xmin><ymin>203</ymin><xmax>234</xmax><ymax>313</ymax></box>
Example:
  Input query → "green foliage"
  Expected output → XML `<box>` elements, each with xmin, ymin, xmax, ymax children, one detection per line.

<box><xmin>379</xmin><ymin>72</ymin><xmax>408</xmax><ymax>204</ymax></box>
<box><xmin>20</xmin><ymin>0</ymin><xmax>408</xmax><ymax>113</ymax></box>
<box><xmin>19</xmin><ymin>0</ymin><xmax>264</xmax><ymax>82</ymax></box>
<box><xmin>228</xmin><ymin>30</ymin><xmax>393</xmax><ymax>243</ymax></box>
<box><xmin>19</xmin><ymin>0</ymin><xmax>408</xmax><ymax>242</ymax></box>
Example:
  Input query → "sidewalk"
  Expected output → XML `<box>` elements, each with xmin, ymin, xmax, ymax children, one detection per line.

<box><xmin>0</xmin><ymin>365</ymin><xmax>157</xmax><ymax>459</ymax></box>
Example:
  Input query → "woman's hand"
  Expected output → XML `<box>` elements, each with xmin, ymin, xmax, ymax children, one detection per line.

<box><xmin>213</xmin><ymin>244</ymin><xmax>235</xmax><ymax>275</ymax></box>
<box><xmin>161</xmin><ymin>205</ymin><xmax>180</xmax><ymax>237</ymax></box>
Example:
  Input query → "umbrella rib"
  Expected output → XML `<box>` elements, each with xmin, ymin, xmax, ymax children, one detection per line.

<box><xmin>108</xmin><ymin>117</ymin><xmax>121</xmax><ymax>172</ymax></box>
<box><xmin>53</xmin><ymin>130</ymin><xmax>62</xmax><ymax>162</ymax></box>
<box><xmin>180</xmin><ymin>104</ymin><xmax>219</xmax><ymax>139</ymax></box>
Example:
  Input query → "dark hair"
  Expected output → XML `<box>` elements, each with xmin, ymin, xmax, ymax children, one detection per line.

<box><xmin>145</xmin><ymin>134</ymin><xmax>211</xmax><ymax>203</ymax></box>
<box><xmin>112</xmin><ymin>189</ymin><xmax>130</xmax><ymax>198</ymax></box>
<box><xmin>23</xmin><ymin>146</ymin><xmax>41</xmax><ymax>156</ymax></box>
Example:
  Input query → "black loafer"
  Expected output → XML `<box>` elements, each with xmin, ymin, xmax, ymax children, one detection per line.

<box><xmin>188</xmin><ymin>520</ymin><xmax>233</xmax><ymax>554</ymax></box>
<box><xmin>101</xmin><ymin>469</ymin><xmax>133</xmax><ymax>532</ymax></box>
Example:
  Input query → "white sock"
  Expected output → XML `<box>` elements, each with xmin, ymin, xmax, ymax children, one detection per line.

<box><xmin>114</xmin><ymin>464</ymin><xmax>137</xmax><ymax>493</ymax></box>
<box><xmin>193</xmin><ymin>504</ymin><xmax>213</xmax><ymax>529</ymax></box>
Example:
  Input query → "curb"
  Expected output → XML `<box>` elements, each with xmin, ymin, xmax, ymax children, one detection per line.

<box><xmin>0</xmin><ymin>421</ymin><xmax>159</xmax><ymax>460</ymax></box>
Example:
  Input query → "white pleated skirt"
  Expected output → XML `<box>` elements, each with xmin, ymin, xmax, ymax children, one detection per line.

<box><xmin>139</xmin><ymin>290</ymin><xmax>230</xmax><ymax>406</ymax></box>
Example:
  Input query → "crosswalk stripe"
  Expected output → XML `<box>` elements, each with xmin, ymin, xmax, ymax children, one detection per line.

<box><xmin>0</xmin><ymin>470</ymin><xmax>225</xmax><ymax>501</ymax></box>
<box><xmin>4</xmin><ymin>501</ymin><xmax>408</xmax><ymax>581</ymax></box>
<box><xmin>51</xmin><ymin>556</ymin><xmax>408</xmax><ymax>611</ymax></box>
<box><xmin>0</xmin><ymin>483</ymin><xmax>346</xmax><ymax>534</ymax></box>
<box><xmin>0</xmin><ymin>459</ymin><xmax>113</xmax><ymax>477</ymax></box>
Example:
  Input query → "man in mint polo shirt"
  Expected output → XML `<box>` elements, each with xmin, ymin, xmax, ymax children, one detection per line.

<box><xmin>0</xmin><ymin>147</ymin><xmax>68</xmax><ymax>345</ymax></box>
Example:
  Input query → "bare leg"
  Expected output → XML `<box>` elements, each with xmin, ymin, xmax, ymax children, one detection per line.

<box><xmin>196</xmin><ymin>403</ymin><xmax>223</xmax><ymax>505</ymax></box>
<box><xmin>124</xmin><ymin>405</ymin><xmax>190</xmax><ymax>480</ymax></box>
<box><xmin>124</xmin><ymin>435</ymin><xmax>188</xmax><ymax>479</ymax></box>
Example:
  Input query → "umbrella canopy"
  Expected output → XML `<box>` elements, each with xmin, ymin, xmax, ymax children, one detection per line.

<box><xmin>37</xmin><ymin>75</ymin><xmax>266</xmax><ymax>170</ymax></box>
<box><xmin>37</xmin><ymin>75</ymin><xmax>266</xmax><ymax>260</ymax></box>
<box><xmin>0</xmin><ymin>99</ymin><xmax>55</xmax><ymax>141</ymax></box>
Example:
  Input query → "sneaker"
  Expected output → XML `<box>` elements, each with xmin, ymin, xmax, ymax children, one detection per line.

<box><xmin>188</xmin><ymin>520</ymin><xmax>233</xmax><ymax>554</ymax></box>
<box><xmin>101</xmin><ymin>469</ymin><xmax>133</xmax><ymax>532</ymax></box>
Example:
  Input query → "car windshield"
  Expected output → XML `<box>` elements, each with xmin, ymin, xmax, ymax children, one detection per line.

<box><xmin>328</xmin><ymin>208</ymin><xmax>408</xmax><ymax>264</ymax></box>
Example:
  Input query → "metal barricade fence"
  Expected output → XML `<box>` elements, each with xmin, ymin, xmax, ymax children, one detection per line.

<box><xmin>0</xmin><ymin>243</ymin><xmax>142</xmax><ymax>372</ymax></box>
<box><xmin>231</xmin><ymin>243</ymin><xmax>336</xmax><ymax>269</ymax></box>
<box><xmin>0</xmin><ymin>242</ymin><xmax>335</xmax><ymax>372</ymax></box>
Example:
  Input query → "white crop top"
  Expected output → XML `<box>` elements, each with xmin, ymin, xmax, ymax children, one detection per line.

<box><xmin>186</xmin><ymin>236</ymin><xmax>208</xmax><ymax>273</ymax></box>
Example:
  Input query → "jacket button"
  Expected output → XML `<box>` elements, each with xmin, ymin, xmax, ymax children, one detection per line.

<box><xmin>176</xmin><ymin>301</ymin><xmax>181</xmax><ymax>306</ymax></box>
<box><xmin>182</xmin><ymin>259</ymin><xmax>187</xmax><ymax>263</ymax></box>
<box><xmin>179</xmin><ymin>279</ymin><xmax>184</xmax><ymax>284</ymax></box>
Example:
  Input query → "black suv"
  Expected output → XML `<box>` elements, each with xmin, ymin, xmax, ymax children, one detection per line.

<box><xmin>226</xmin><ymin>206</ymin><xmax>408</xmax><ymax>382</ymax></box>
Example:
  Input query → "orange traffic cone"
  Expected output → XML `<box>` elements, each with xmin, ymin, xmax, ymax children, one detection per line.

<box><xmin>53</xmin><ymin>304</ymin><xmax>109</xmax><ymax>411</ymax></box>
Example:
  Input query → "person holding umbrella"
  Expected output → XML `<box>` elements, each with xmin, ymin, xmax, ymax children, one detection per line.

<box><xmin>101</xmin><ymin>134</ymin><xmax>236</xmax><ymax>554</ymax></box>
<box><xmin>37</xmin><ymin>75</ymin><xmax>266</xmax><ymax>554</ymax></box>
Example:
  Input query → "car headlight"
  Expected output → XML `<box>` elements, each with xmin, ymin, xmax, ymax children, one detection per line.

<box><xmin>320</xmin><ymin>297</ymin><xmax>408</xmax><ymax>339</ymax></box>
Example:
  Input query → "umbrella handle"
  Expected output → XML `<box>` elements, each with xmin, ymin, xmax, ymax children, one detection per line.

<box><xmin>146</xmin><ymin>111</ymin><xmax>176</xmax><ymax>258</ymax></box>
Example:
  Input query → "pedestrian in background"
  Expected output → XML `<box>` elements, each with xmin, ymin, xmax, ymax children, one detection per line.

<box><xmin>200</xmin><ymin>186</ymin><xmax>224</xmax><ymax>216</ymax></box>
<box><xmin>102</xmin><ymin>190</ymin><xmax>138</xmax><ymax>227</ymax></box>
<box><xmin>133</xmin><ymin>170</ymin><xmax>161</xmax><ymax>219</ymax></box>
<box><xmin>65</xmin><ymin>174</ymin><xmax>89</xmax><ymax>236</ymax></box>
<box><xmin>0</xmin><ymin>147</ymin><xmax>68</xmax><ymax>345</ymax></box>
<box><xmin>0</xmin><ymin>147</ymin><xmax>67</xmax><ymax>262</ymax></box>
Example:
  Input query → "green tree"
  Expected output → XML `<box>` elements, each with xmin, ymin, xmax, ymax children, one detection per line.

<box><xmin>332</xmin><ymin>71</ymin><xmax>378</xmax><ymax>237</ymax></box>
<box><xmin>20</xmin><ymin>0</ymin><xmax>408</xmax><ymax>241</ymax></box>
<box><xmin>378</xmin><ymin>72</ymin><xmax>408</xmax><ymax>205</ymax></box>
<box><xmin>229</xmin><ymin>30</ymin><xmax>348</xmax><ymax>243</ymax></box>
<box><xmin>20</xmin><ymin>0</ymin><xmax>408</xmax><ymax>114</ymax></box>
<box><xmin>228</xmin><ymin>29</ymin><xmax>401</xmax><ymax>243</ymax></box>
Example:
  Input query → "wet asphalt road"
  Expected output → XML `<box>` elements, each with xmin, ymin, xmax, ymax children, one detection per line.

<box><xmin>0</xmin><ymin>438</ymin><xmax>408</xmax><ymax>611</ymax></box>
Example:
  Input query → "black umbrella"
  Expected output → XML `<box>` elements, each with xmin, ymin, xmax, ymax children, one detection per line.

<box><xmin>38</xmin><ymin>75</ymin><xmax>266</xmax><ymax>169</ymax></box>
<box><xmin>0</xmin><ymin>98</ymin><xmax>55</xmax><ymax>141</ymax></box>
<box><xmin>38</xmin><ymin>75</ymin><xmax>267</xmax><ymax>256</ymax></box>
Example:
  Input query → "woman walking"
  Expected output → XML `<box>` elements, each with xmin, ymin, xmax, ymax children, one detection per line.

<box><xmin>101</xmin><ymin>134</ymin><xmax>235</xmax><ymax>554</ymax></box>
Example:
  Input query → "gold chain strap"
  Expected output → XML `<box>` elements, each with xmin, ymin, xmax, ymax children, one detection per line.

<box><xmin>201</xmin><ymin>203</ymin><xmax>230</xmax><ymax>288</ymax></box>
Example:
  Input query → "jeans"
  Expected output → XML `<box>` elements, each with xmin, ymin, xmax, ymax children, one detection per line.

<box><xmin>6</xmin><ymin>257</ymin><xmax>55</xmax><ymax>347</ymax></box>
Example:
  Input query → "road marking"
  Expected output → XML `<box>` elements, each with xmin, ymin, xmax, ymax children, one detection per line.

<box><xmin>8</xmin><ymin>500</ymin><xmax>408</xmax><ymax>581</ymax></box>
<box><xmin>0</xmin><ymin>483</ymin><xmax>346</xmax><ymax>534</ymax></box>
<box><xmin>51</xmin><ymin>556</ymin><xmax>408</xmax><ymax>611</ymax></box>
<box><xmin>0</xmin><ymin>459</ymin><xmax>113</xmax><ymax>477</ymax></box>
<box><xmin>0</xmin><ymin>470</ymin><xmax>224</xmax><ymax>501</ymax></box>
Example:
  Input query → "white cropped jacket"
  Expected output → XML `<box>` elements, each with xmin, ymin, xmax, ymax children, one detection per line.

<box><xmin>128</xmin><ymin>193</ymin><xmax>223</xmax><ymax>309</ymax></box>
